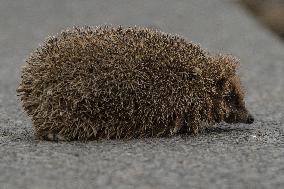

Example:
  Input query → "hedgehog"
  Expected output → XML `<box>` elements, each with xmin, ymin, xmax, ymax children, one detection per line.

<box><xmin>17</xmin><ymin>26</ymin><xmax>254</xmax><ymax>141</ymax></box>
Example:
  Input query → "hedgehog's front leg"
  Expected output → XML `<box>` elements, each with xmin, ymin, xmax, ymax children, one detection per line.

<box><xmin>190</xmin><ymin>121</ymin><xmax>200</xmax><ymax>135</ymax></box>
<box><xmin>184</xmin><ymin>111</ymin><xmax>201</xmax><ymax>135</ymax></box>
<box><xmin>170</xmin><ymin>113</ymin><xmax>183</xmax><ymax>135</ymax></box>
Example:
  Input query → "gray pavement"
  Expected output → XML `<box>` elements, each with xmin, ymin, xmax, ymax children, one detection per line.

<box><xmin>0</xmin><ymin>0</ymin><xmax>283</xmax><ymax>188</ymax></box>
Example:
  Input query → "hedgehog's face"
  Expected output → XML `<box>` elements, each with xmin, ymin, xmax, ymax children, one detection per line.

<box><xmin>221</xmin><ymin>76</ymin><xmax>254</xmax><ymax>124</ymax></box>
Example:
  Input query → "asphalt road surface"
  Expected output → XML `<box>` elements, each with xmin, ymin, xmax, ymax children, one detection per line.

<box><xmin>0</xmin><ymin>0</ymin><xmax>283</xmax><ymax>188</ymax></box>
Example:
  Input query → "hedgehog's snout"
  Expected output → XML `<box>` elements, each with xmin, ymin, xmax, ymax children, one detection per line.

<box><xmin>224</xmin><ymin>109</ymin><xmax>254</xmax><ymax>124</ymax></box>
<box><xmin>246</xmin><ymin>113</ymin><xmax>254</xmax><ymax>124</ymax></box>
<box><xmin>238</xmin><ymin>111</ymin><xmax>254</xmax><ymax>124</ymax></box>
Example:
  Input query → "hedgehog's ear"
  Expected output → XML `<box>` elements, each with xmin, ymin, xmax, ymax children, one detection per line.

<box><xmin>222</xmin><ymin>55</ymin><xmax>239</xmax><ymax>75</ymax></box>
<box><xmin>212</xmin><ymin>54</ymin><xmax>239</xmax><ymax>91</ymax></box>
<box><xmin>216</xmin><ymin>55</ymin><xmax>239</xmax><ymax>80</ymax></box>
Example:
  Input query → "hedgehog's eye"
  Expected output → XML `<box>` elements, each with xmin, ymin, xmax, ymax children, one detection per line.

<box><xmin>216</xmin><ymin>78</ymin><xmax>226</xmax><ymax>89</ymax></box>
<box><xmin>225</xmin><ymin>92</ymin><xmax>240</xmax><ymax>106</ymax></box>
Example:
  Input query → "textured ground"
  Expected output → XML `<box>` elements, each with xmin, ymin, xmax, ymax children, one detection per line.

<box><xmin>0</xmin><ymin>0</ymin><xmax>283</xmax><ymax>189</ymax></box>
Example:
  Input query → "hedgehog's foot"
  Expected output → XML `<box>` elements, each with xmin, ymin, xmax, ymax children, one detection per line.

<box><xmin>39</xmin><ymin>133</ymin><xmax>68</xmax><ymax>141</ymax></box>
<box><xmin>191</xmin><ymin>125</ymin><xmax>199</xmax><ymax>135</ymax></box>
<box><xmin>191</xmin><ymin>119</ymin><xmax>205</xmax><ymax>135</ymax></box>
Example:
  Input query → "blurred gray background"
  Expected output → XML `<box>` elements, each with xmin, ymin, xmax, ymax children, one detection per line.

<box><xmin>242</xmin><ymin>0</ymin><xmax>284</xmax><ymax>39</ymax></box>
<box><xmin>0</xmin><ymin>0</ymin><xmax>283</xmax><ymax>188</ymax></box>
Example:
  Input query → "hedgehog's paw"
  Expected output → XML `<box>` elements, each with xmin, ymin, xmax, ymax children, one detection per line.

<box><xmin>40</xmin><ymin>133</ymin><xmax>68</xmax><ymax>141</ymax></box>
<box><xmin>191</xmin><ymin>124</ymin><xmax>200</xmax><ymax>136</ymax></box>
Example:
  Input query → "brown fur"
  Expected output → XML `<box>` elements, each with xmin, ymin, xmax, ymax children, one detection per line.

<box><xmin>17</xmin><ymin>26</ymin><xmax>254</xmax><ymax>141</ymax></box>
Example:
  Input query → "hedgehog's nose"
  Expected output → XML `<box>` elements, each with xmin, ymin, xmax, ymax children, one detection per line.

<box><xmin>246</xmin><ymin>114</ymin><xmax>254</xmax><ymax>124</ymax></box>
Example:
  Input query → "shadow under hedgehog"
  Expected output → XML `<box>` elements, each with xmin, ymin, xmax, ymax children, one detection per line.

<box><xmin>17</xmin><ymin>26</ymin><xmax>254</xmax><ymax>141</ymax></box>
